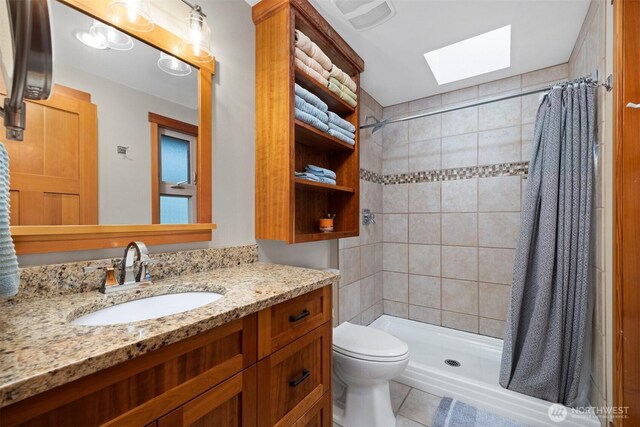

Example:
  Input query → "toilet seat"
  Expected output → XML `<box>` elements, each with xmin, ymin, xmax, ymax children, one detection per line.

<box><xmin>333</xmin><ymin>322</ymin><xmax>409</xmax><ymax>363</ymax></box>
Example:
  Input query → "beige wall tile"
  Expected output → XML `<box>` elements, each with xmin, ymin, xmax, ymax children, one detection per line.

<box><xmin>383</xmin><ymin>243</ymin><xmax>408</xmax><ymax>273</ymax></box>
<box><xmin>384</xmin><ymin>102</ymin><xmax>409</xmax><ymax>119</ymax></box>
<box><xmin>479</xmin><ymin>247</ymin><xmax>516</xmax><ymax>285</ymax></box>
<box><xmin>442</xmin><ymin>278</ymin><xmax>478</xmax><ymax>315</ymax></box>
<box><xmin>384</xmin><ymin>184</ymin><xmax>409</xmax><ymax>213</ymax></box>
<box><xmin>409</xmin><ymin>138</ymin><xmax>441</xmax><ymax>172</ymax></box>
<box><xmin>409</xmin><ymin>213</ymin><xmax>441</xmax><ymax>244</ymax></box>
<box><xmin>478</xmin><ymin>212</ymin><xmax>521</xmax><ymax>248</ymax></box>
<box><xmin>479</xmin><ymin>317</ymin><xmax>506</xmax><ymax>339</ymax></box>
<box><xmin>479</xmin><ymin>282</ymin><xmax>511</xmax><ymax>320</ymax></box>
<box><xmin>383</xmin><ymin>271</ymin><xmax>409</xmax><ymax>302</ymax></box>
<box><xmin>383</xmin><ymin>214</ymin><xmax>409</xmax><ymax>243</ymax></box>
<box><xmin>360</xmin><ymin>243</ymin><xmax>376</xmax><ymax>278</ymax></box>
<box><xmin>409</xmin><ymin>244</ymin><xmax>441</xmax><ymax>276</ymax></box>
<box><xmin>442</xmin><ymin>246</ymin><xmax>478</xmax><ymax>281</ymax></box>
<box><xmin>360</xmin><ymin>304</ymin><xmax>377</xmax><ymax>326</ymax></box>
<box><xmin>479</xmin><ymin>176</ymin><xmax>521</xmax><ymax>212</ymax></box>
<box><xmin>384</xmin><ymin>300</ymin><xmax>409</xmax><ymax>318</ymax></box>
<box><xmin>441</xmin><ymin>133</ymin><xmax>478</xmax><ymax>169</ymax></box>
<box><xmin>521</xmin><ymin>123</ymin><xmax>534</xmax><ymax>161</ymax></box>
<box><xmin>409</xmin><ymin>115</ymin><xmax>442</xmax><ymax>143</ymax></box>
<box><xmin>521</xmin><ymin>93</ymin><xmax>541</xmax><ymax>125</ymax></box>
<box><xmin>442</xmin><ymin>86</ymin><xmax>478</xmax><ymax>106</ymax></box>
<box><xmin>442</xmin><ymin>178</ymin><xmax>478</xmax><ymax>213</ymax></box>
<box><xmin>383</xmin><ymin>142</ymin><xmax>409</xmax><ymax>175</ymax></box>
<box><xmin>409</xmin><ymin>182</ymin><xmax>441</xmax><ymax>213</ymax></box>
<box><xmin>409</xmin><ymin>94</ymin><xmax>442</xmax><ymax>113</ymax></box>
<box><xmin>521</xmin><ymin>63</ymin><xmax>569</xmax><ymax>88</ymax></box>
<box><xmin>360</xmin><ymin>275</ymin><xmax>376</xmax><ymax>310</ymax></box>
<box><xmin>479</xmin><ymin>75</ymin><xmax>521</xmax><ymax>97</ymax></box>
<box><xmin>478</xmin><ymin>126</ymin><xmax>521</xmax><ymax>164</ymax></box>
<box><xmin>409</xmin><ymin>305</ymin><xmax>441</xmax><ymax>325</ymax></box>
<box><xmin>382</xmin><ymin>120</ymin><xmax>408</xmax><ymax>147</ymax></box>
<box><xmin>442</xmin><ymin>310</ymin><xmax>478</xmax><ymax>333</ymax></box>
<box><xmin>442</xmin><ymin>213</ymin><xmax>478</xmax><ymax>246</ymax></box>
<box><xmin>442</xmin><ymin>107</ymin><xmax>478</xmax><ymax>137</ymax></box>
<box><xmin>339</xmin><ymin>281</ymin><xmax>361</xmax><ymax>324</ymax></box>
<box><xmin>340</xmin><ymin>246</ymin><xmax>361</xmax><ymax>286</ymax></box>
<box><xmin>409</xmin><ymin>274</ymin><xmax>441</xmax><ymax>308</ymax></box>
<box><xmin>479</xmin><ymin>99</ymin><xmax>521</xmax><ymax>131</ymax></box>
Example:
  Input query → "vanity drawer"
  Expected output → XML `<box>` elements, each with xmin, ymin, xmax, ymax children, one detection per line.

<box><xmin>257</xmin><ymin>321</ymin><xmax>332</xmax><ymax>427</ymax></box>
<box><xmin>258</xmin><ymin>286</ymin><xmax>331</xmax><ymax>358</ymax></box>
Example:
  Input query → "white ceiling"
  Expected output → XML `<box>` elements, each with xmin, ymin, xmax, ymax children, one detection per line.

<box><xmin>50</xmin><ymin>0</ymin><xmax>198</xmax><ymax>109</ymax></box>
<box><xmin>248</xmin><ymin>0</ymin><xmax>590</xmax><ymax>107</ymax></box>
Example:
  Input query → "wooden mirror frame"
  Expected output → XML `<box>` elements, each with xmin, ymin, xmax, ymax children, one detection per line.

<box><xmin>10</xmin><ymin>0</ymin><xmax>216</xmax><ymax>254</ymax></box>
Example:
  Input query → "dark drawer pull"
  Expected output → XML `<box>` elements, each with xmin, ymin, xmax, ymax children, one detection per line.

<box><xmin>289</xmin><ymin>369</ymin><xmax>310</xmax><ymax>387</ymax></box>
<box><xmin>289</xmin><ymin>309</ymin><xmax>310</xmax><ymax>323</ymax></box>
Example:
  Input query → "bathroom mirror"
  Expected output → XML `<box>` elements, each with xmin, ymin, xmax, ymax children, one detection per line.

<box><xmin>5</xmin><ymin>0</ymin><xmax>216</xmax><ymax>254</ymax></box>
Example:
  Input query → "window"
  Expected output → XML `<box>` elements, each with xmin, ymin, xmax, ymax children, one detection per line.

<box><xmin>149</xmin><ymin>113</ymin><xmax>198</xmax><ymax>224</ymax></box>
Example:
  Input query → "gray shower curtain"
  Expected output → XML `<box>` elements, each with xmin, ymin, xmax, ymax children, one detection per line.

<box><xmin>499</xmin><ymin>82</ymin><xmax>596</xmax><ymax>408</ymax></box>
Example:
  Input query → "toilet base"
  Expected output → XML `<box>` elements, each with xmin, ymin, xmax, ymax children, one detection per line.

<box><xmin>333</xmin><ymin>382</ymin><xmax>396</xmax><ymax>427</ymax></box>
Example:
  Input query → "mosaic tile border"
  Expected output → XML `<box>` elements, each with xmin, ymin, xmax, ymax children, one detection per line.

<box><xmin>360</xmin><ymin>161</ymin><xmax>529</xmax><ymax>185</ymax></box>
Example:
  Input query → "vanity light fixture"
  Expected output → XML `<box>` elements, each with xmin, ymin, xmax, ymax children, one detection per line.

<box><xmin>73</xmin><ymin>29</ymin><xmax>109</xmax><ymax>50</ymax></box>
<box><xmin>109</xmin><ymin>0</ymin><xmax>154</xmax><ymax>32</ymax></box>
<box><xmin>178</xmin><ymin>0</ymin><xmax>212</xmax><ymax>63</ymax></box>
<box><xmin>90</xmin><ymin>20</ymin><xmax>134</xmax><ymax>51</ymax></box>
<box><xmin>157</xmin><ymin>52</ymin><xmax>192</xmax><ymax>76</ymax></box>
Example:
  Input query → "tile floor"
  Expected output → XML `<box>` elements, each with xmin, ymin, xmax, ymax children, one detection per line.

<box><xmin>334</xmin><ymin>381</ymin><xmax>443</xmax><ymax>427</ymax></box>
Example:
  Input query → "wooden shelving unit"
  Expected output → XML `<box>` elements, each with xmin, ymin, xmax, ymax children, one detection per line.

<box><xmin>253</xmin><ymin>0</ymin><xmax>364</xmax><ymax>244</ymax></box>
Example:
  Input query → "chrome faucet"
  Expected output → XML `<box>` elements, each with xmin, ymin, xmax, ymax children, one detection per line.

<box><xmin>84</xmin><ymin>241</ymin><xmax>155</xmax><ymax>294</ymax></box>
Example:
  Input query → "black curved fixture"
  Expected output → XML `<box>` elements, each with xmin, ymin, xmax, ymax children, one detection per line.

<box><xmin>0</xmin><ymin>0</ymin><xmax>53</xmax><ymax>141</ymax></box>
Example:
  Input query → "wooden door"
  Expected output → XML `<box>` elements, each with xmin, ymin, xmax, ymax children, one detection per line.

<box><xmin>157</xmin><ymin>367</ymin><xmax>257</xmax><ymax>427</ymax></box>
<box><xmin>0</xmin><ymin>85</ymin><xmax>97</xmax><ymax>225</ymax></box>
<box><xmin>614</xmin><ymin>0</ymin><xmax>640</xmax><ymax>424</ymax></box>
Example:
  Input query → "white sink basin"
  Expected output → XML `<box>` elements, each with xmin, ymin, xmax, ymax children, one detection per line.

<box><xmin>71</xmin><ymin>292</ymin><xmax>224</xmax><ymax>326</ymax></box>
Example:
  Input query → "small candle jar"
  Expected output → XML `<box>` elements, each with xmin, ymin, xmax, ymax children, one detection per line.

<box><xmin>319</xmin><ymin>218</ymin><xmax>334</xmax><ymax>232</ymax></box>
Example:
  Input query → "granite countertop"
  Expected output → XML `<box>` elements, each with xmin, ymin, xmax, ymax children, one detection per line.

<box><xmin>0</xmin><ymin>263</ymin><xmax>338</xmax><ymax>407</ymax></box>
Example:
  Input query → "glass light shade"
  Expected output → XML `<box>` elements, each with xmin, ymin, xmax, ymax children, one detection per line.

<box><xmin>73</xmin><ymin>30</ymin><xmax>109</xmax><ymax>50</ymax></box>
<box><xmin>90</xmin><ymin>21</ymin><xmax>134</xmax><ymax>51</ymax></box>
<box><xmin>178</xmin><ymin>10</ymin><xmax>212</xmax><ymax>63</ymax></box>
<box><xmin>157</xmin><ymin>52</ymin><xmax>192</xmax><ymax>77</ymax></box>
<box><xmin>109</xmin><ymin>0</ymin><xmax>154</xmax><ymax>32</ymax></box>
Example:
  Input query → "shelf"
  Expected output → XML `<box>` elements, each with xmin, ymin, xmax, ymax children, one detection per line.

<box><xmin>295</xmin><ymin>230</ymin><xmax>358</xmax><ymax>243</ymax></box>
<box><xmin>295</xmin><ymin>120</ymin><xmax>355</xmax><ymax>152</ymax></box>
<box><xmin>295</xmin><ymin>178</ymin><xmax>354</xmax><ymax>193</ymax></box>
<box><xmin>295</xmin><ymin>70</ymin><xmax>356</xmax><ymax>116</ymax></box>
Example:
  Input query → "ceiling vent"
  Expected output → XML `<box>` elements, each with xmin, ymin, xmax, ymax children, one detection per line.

<box><xmin>332</xmin><ymin>0</ymin><xmax>395</xmax><ymax>31</ymax></box>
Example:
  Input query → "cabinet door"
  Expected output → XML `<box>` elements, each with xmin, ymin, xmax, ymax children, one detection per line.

<box><xmin>257</xmin><ymin>321</ymin><xmax>332</xmax><ymax>427</ymax></box>
<box><xmin>158</xmin><ymin>366</ymin><xmax>256</xmax><ymax>427</ymax></box>
<box><xmin>291</xmin><ymin>392</ymin><xmax>332</xmax><ymax>427</ymax></box>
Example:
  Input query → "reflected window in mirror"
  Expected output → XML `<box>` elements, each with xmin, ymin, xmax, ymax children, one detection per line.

<box><xmin>149</xmin><ymin>113</ymin><xmax>198</xmax><ymax>224</ymax></box>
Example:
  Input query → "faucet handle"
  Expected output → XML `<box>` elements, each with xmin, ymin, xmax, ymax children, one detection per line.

<box><xmin>140</xmin><ymin>258</ymin><xmax>159</xmax><ymax>282</ymax></box>
<box><xmin>83</xmin><ymin>265</ymin><xmax>118</xmax><ymax>290</ymax></box>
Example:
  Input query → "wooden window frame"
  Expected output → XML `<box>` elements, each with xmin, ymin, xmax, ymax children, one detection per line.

<box><xmin>10</xmin><ymin>0</ymin><xmax>216</xmax><ymax>254</ymax></box>
<box><xmin>149</xmin><ymin>113</ymin><xmax>199</xmax><ymax>225</ymax></box>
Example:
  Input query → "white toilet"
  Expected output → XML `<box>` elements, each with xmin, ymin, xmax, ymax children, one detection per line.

<box><xmin>332</xmin><ymin>322</ymin><xmax>410</xmax><ymax>427</ymax></box>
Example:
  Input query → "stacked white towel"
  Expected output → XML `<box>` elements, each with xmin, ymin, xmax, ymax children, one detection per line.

<box><xmin>0</xmin><ymin>143</ymin><xmax>19</xmax><ymax>298</ymax></box>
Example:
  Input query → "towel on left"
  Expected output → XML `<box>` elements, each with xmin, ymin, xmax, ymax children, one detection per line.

<box><xmin>294</xmin><ymin>29</ymin><xmax>332</xmax><ymax>71</ymax></box>
<box><xmin>0</xmin><ymin>143</ymin><xmax>19</xmax><ymax>298</ymax></box>
<box><xmin>295</xmin><ymin>95</ymin><xmax>329</xmax><ymax>123</ymax></box>
<box><xmin>295</xmin><ymin>108</ymin><xmax>329</xmax><ymax>132</ymax></box>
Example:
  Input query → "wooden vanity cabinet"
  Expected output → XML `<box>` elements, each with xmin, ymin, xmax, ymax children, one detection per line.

<box><xmin>0</xmin><ymin>286</ymin><xmax>333</xmax><ymax>427</ymax></box>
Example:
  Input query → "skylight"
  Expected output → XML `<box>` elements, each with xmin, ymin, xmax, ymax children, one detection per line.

<box><xmin>424</xmin><ymin>25</ymin><xmax>511</xmax><ymax>85</ymax></box>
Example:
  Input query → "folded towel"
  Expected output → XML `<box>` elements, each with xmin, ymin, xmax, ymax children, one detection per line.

<box><xmin>329</xmin><ymin>123</ymin><xmax>355</xmax><ymax>140</ymax></box>
<box><xmin>295</xmin><ymin>95</ymin><xmax>329</xmax><ymax>123</ymax></box>
<box><xmin>305</xmin><ymin>165</ymin><xmax>337</xmax><ymax>180</ymax></box>
<box><xmin>295</xmin><ymin>108</ymin><xmax>329</xmax><ymax>132</ymax></box>
<box><xmin>295</xmin><ymin>58</ymin><xmax>329</xmax><ymax>89</ymax></box>
<box><xmin>295</xmin><ymin>29</ymin><xmax>332</xmax><ymax>71</ymax></box>
<box><xmin>295</xmin><ymin>83</ymin><xmax>328</xmax><ymax>112</ymax></box>
<box><xmin>327</xmin><ymin>111</ymin><xmax>356</xmax><ymax>133</ymax></box>
<box><xmin>295</xmin><ymin>172</ymin><xmax>336</xmax><ymax>185</ymax></box>
<box><xmin>0</xmin><ymin>143</ymin><xmax>19</xmax><ymax>298</ymax></box>
<box><xmin>328</xmin><ymin>128</ymin><xmax>355</xmax><ymax>145</ymax></box>
<box><xmin>295</xmin><ymin>47</ymin><xmax>330</xmax><ymax>79</ymax></box>
<box><xmin>329</xmin><ymin>77</ymin><xmax>357</xmax><ymax>101</ymax></box>
<box><xmin>328</xmin><ymin>81</ymin><xmax>357</xmax><ymax>108</ymax></box>
<box><xmin>329</xmin><ymin>64</ymin><xmax>357</xmax><ymax>93</ymax></box>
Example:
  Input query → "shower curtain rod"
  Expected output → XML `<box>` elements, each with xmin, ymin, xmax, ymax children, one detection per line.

<box><xmin>361</xmin><ymin>70</ymin><xmax>613</xmax><ymax>133</ymax></box>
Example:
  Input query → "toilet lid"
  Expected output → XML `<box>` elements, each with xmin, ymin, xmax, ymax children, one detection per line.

<box><xmin>333</xmin><ymin>322</ymin><xmax>409</xmax><ymax>362</ymax></box>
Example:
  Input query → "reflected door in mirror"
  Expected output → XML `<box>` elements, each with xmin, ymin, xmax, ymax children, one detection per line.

<box><xmin>1</xmin><ymin>86</ymin><xmax>98</xmax><ymax>225</ymax></box>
